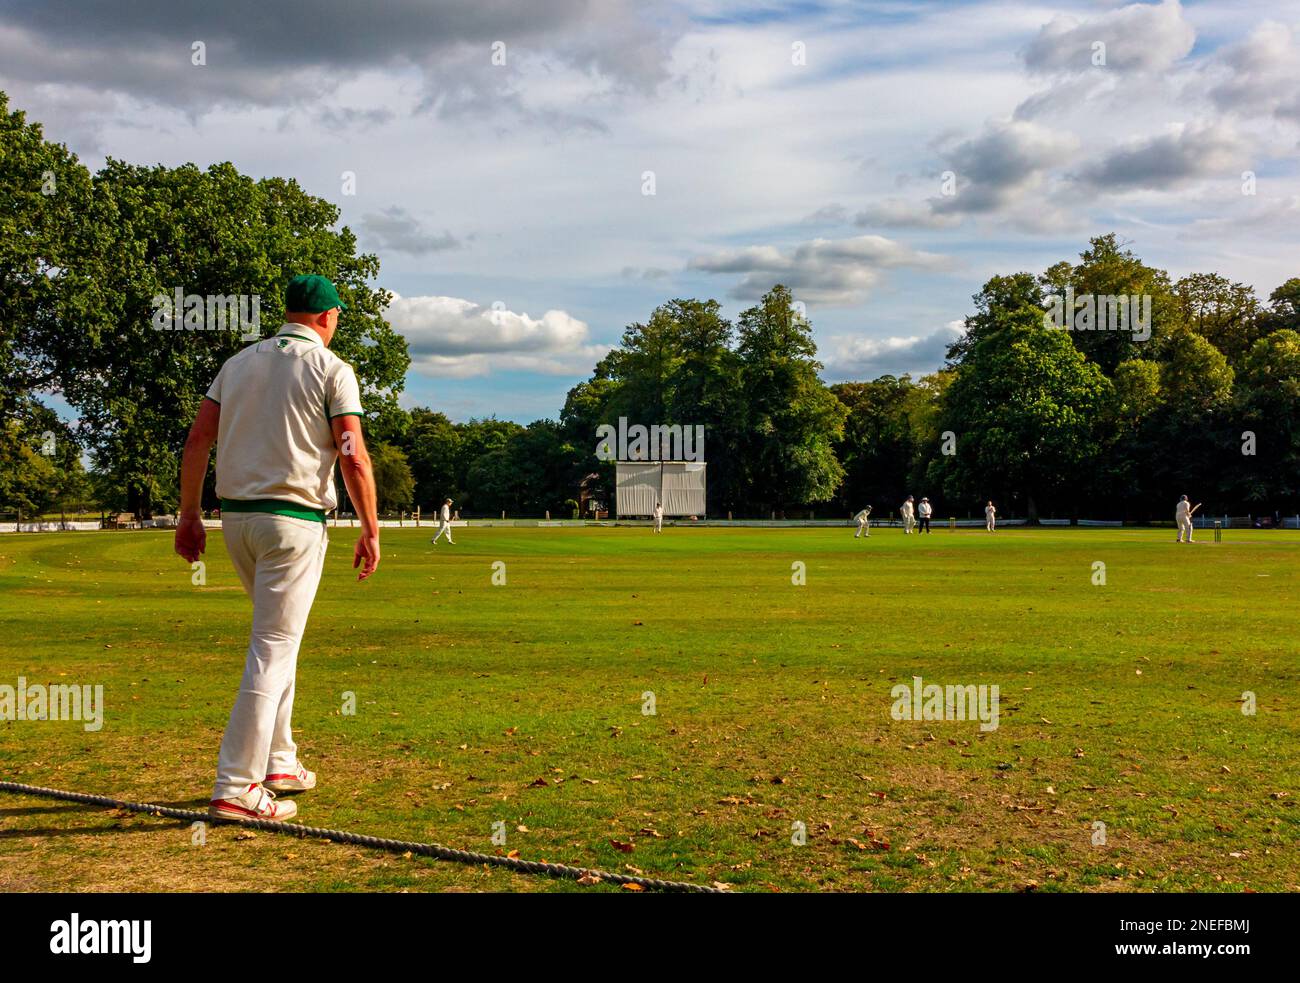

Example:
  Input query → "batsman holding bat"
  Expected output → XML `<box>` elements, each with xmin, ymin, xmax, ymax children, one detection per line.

<box><xmin>1176</xmin><ymin>495</ymin><xmax>1201</xmax><ymax>543</ymax></box>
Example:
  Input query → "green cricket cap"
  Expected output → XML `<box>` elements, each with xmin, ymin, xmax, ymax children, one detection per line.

<box><xmin>285</xmin><ymin>275</ymin><xmax>347</xmax><ymax>313</ymax></box>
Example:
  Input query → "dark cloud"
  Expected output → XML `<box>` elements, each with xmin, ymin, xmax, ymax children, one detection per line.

<box><xmin>687</xmin><ymin>235</ymin><xmax>951</xmax><ymax>306</ymax></box>
<box><xmin>1069</xmin><ymin>122</ymin><xmax>1244</xmax><ymax>193</ymax></box>
<box><xmin>932</xmin><ymin>119</ymin><xmax>1076</xmax><ymax>216</ymax></box>
<box><xmin>0</xmin><ymin>0</ymin><xmax>681</xmax><ymax>121</ymax></box>
<box><xmin>358</xmin><ymin>207</ymin><xmax>461</xmax><ymax>256</ymax></box>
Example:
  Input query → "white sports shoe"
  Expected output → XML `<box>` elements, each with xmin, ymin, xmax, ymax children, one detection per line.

<box><xmin>209</xmin><ymin>784</ymin><xmax>298</xmax><ymax>822</ymax></box>
<box><xmin>264</xmin><ymin>762</ymin><xmax>317</xmax><ymax>793</ymax></box>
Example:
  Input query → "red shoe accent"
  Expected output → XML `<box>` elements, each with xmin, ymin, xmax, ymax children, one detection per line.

<box><xmin>209</xmin><ymin>800</ymin><xmax>261</xmax><ymax>818</ymax></box>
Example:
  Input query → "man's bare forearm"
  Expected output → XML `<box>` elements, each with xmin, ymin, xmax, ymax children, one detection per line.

<box><xmin>340</xmin><ymin>451</ymin><xmax>379</xmax><ymax>535</ymax></box>
<box><xmin>178</xmin><ymin>399</ymin><xmax>220</xmax><ymax>517</ymax></box>
<box><xmin>179</xmin><ymin>440</ymin><xmax>212</xmax><ymax>517</ymax></box>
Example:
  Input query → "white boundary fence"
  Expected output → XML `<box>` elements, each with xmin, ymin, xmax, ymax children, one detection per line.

<box><xmin>4</xmin><ymin>515</ymin><xmax>1299</xmax><ymax>533</ymax></box>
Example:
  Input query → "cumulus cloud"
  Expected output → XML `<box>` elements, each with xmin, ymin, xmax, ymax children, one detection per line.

<box><xmin>359</xmin><ymin>208</ymin><xmax>461</xmax><ymax>256</ymax></box>
<box><xmin>845</xmin><ymin>119</ymin><xmax>1077</xmax><ymax>231</ymax></box>
<box><xmin>686</xmin><ymin>235</ymin><xmax>952</xmax><ymax>306</ymax></box>
<box><xmin>824</xmin><ymin>322</ymin><xmax>965</xmax><ymax>380</ymax></box>
<box><xmin>385</xmin><ymin>293</ymin><xmax>607</xmax><ymax>378</ymax></box>
<box><xmin>1205</xmin><ymin>22</ymin><xmax>1300</xmax><ymax>125</ymax></box>
<box><xmin>932</xmin><ymin>119</ymin><xmax>1079</xmax><ymax>216</ymax></box>
<box><xmin>1068</xmin><ymin>121</ymin><xmax>1246</xmax><ymax>193</ymax></box>
<box><xmin>1021</xmin><ymin>0</ymin><xmax>1195</xmax><ymax>76</ymax></box>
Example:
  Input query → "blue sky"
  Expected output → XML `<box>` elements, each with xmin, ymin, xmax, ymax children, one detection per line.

<box><xmin>4</xmin><ymin>0</ymin><xmax>1299</xmax><ymax>423</ymax></box>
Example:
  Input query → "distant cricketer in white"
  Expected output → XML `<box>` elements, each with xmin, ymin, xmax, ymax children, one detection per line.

<box><xmin>175</xmin><ymin>275</ymin><xmax>380</xmax><ymax>822</ymax></box>
<box><xmin>431</xmin><ymin>497</ymin><xmax>455</xmax><ymax>544</ymax></box>
<box><xmin>1175</xmin><ymin>495</ymin><xmax>1200</xmax><ymax>543</ymax></box>
<box><xmin>853</xmin><ymin>506</ymin><xmax>871</xmax><ymax>538</ymax></box>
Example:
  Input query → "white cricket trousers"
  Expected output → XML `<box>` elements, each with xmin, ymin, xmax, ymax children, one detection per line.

<box><xmin>433</xmin><ymin>521</ymin><xmax>454</xmax><ymax>543</ymax></box>
<box><xmin>986</xmin><ymin>517</ymin><xmax>995</xmax><ymax>532</ymax></box>
<box><xmin>212</xmin><ymin>513</ymin><xmax>328</xmax><ymax>801</ymax></box>
<box><xmin>855</xmin><ymin>519</ymin><xmax>868</xmax><ymax>538</ymax></box>
<box><xmin>1177</xmin><ymin>516</ymin><xmax>1194</xmax><ymax>542</ymax></box>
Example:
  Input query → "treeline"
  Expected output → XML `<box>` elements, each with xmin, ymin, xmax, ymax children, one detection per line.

<box><xmin>5</xmin><ymin>90</ymin><xmax>1300</xmax><ymax>522</ymax></box>
<box><xmin>379</xmin><ymin>236</ymin><xmax>1300</xmax><ymax>522</ymax></box>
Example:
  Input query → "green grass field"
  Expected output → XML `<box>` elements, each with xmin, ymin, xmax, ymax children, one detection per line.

<box><xmin>1</xmin><ymin>525</ymin><xmax>1297</xmax><ymax>893</ymax></box>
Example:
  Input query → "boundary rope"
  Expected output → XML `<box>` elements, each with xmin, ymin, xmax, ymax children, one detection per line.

<box><xmin>0</xmin><ymin>781</ymin><xmax>724</xmax><ymax>894</ymax></box>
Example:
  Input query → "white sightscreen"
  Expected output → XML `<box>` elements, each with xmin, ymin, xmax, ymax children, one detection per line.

<box><xmin>660</xmin><ymin>462</ymin><xmax>706</xmax><ymax>516</ymax></box>
<box><xmin>616</xmin><ymin>462</ymin><xmax>661</xmax><ymax>517</ymax></box>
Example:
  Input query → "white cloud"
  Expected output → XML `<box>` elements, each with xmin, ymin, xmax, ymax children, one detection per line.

<box><xmin>824</xmin><ymin>321</ymin><xmax>965</xmax><ymax>380</ymax></box>
<box><xmin>386</xmin><ymin>294</ymin><xmax>607</xmax><ymax>378</ymax></box>
<box><xmin>1205</xmin><ymin>22</ymin><xmax>1300</xmax><ymax>124</ymax></box>
<box><xmin>1022</xmin><ymin>0</ymin><xmax>1195</xmax><ymax>76</ymax></box>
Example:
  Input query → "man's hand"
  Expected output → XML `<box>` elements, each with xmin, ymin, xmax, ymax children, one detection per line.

<box><xmin>353</xmin><ymin>534</ymin><xmax>380</xmax><ymax>581</ymax></box>
<box><xmin>175</xmin><ymin>514</ymin><xmax>206</xmax><ymax>563</ymax></box>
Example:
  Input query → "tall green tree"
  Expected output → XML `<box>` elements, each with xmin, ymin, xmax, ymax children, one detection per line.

<box><xmin>1039</xmin><ymin>234</ymin><xmax>1176</xmax><ymax>375</ymax></box>
<box><xmin>370</xmin><ymin>441</ymin><xmax>415</xmax><ymax>513</ymax></box>
<box><xmin>1230</xmin><ymin>329</ymin><xmax>1300</xmax><ymax>506</ymax></box>
<box><xmin>830</xmin><ymin>376</ymin><xmax>918</xmax><ymax>513</ymax></box>
<box><xmin>734</xmin><ymin>286</ymin><xmax>847</xmax><ymax>512</ymax></box>
<box><xmin>937</xmin><ymin>274</ymin><xmax>1110</xmax><ymax>520</ymax></box>
<box><xmin>1173</xmin><ymin>273</ymin><xmax>1262</xmax><ymax>367</ymax></box>
<box><xmin>63</xmin><ymin>160</ymin><xmax>408</xmax><ymax>516</ymax></box>
<box><xmin>0</xmin><ymin>92</ymin><xmax>96</xmax><ymax>425</ymax></box>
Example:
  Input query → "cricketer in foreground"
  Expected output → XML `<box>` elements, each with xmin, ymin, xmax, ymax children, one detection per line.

<box><xmin>174</xmin><ymin>275</ymin><xmax>380</xmax><ymax>822</ymax></box>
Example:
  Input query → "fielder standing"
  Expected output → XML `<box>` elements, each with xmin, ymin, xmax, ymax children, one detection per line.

<box><xmin>653</xmin><ymin>500</ymin><xmax>664</xmax><ymax>533</ymax></box>
<box><xmin>985</xmin><ymin>500</ymin><xmax>996</xmax><ymax>532</ymax></box>
<box><xmin>175</xmin><ymin>275</ymin><xmax>379</xmax><ymax>822</ymax></box>
<box><xmin>853</xmin><ymin>506</ymin><xmax>872</xmax><ymax>538</ymax></box>
<box><xmin>431</xmin><ymin>497</ymin><xmax>455</xmax><ymax>544</ymax></box>
<box><xmin>901</xmin><ymin>495</ymin><xmax>915</xmax><ymax>534</ymax></box>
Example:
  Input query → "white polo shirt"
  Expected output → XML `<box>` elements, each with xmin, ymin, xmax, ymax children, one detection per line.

<box><xmin>206</xmin><ymin>324</ymin><xmax>363</xmax><ymax>520</ymax></box>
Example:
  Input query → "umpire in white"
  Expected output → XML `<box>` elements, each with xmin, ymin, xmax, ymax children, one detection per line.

<box><xmin>175</xmin><ymin>275</ymin><xmax>380</xmax><ymax>822</ymax></box>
